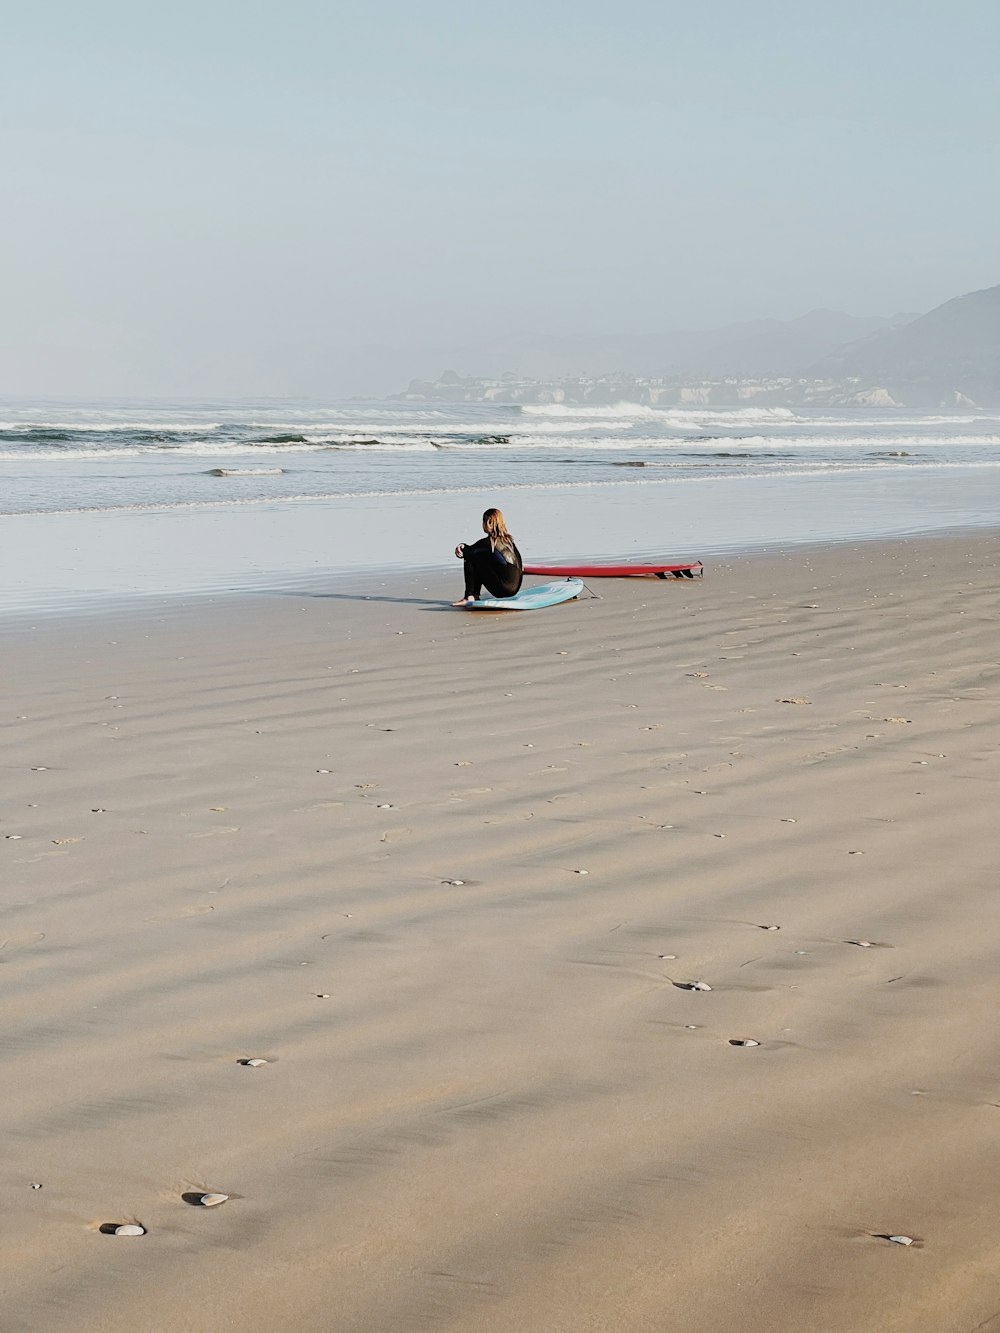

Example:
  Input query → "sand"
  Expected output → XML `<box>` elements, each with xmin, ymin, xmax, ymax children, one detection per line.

<box><xmin>2</xmin><ymin>533</ymin><xmax>1000</xmax><ymax>1332</ymax></box>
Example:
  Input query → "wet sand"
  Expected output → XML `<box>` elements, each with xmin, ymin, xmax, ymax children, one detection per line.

<box><xmin>3</xmin><ymin>534</ymin><xmax>1000</xmax><ymax>1332</ymax></box>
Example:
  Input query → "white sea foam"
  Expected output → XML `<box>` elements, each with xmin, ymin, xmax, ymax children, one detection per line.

<box><xmin>520</xmin><ymin>401</ymin><xmax>799</xmax><ymax>424</ymax></box>
<box><xmin>2</xmin><ymin>399</ymin><xmax>999</xmax><ymax>530</ymax></box>
<box><xmin>0</xmin><ymin>421</ymin><xmax>218</xmax><ymax>432</ymax></box>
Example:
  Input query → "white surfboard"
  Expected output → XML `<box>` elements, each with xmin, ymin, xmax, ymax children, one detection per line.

<box><xmin>466</xmin><ymin>579</ymin><xmax>584</xmax><ymax>611</ymax></box>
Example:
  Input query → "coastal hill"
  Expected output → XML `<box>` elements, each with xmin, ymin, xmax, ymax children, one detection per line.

<box><xmin>438</xmin><ymin>309</ymin><xmax>912</xmax><ymax>382</ymax></box>
<box><xmin>810</xmin><ymin>283</ymin><xmax>1000</xmax><ymax>407</ymax></box>
<box><xmin>396</xmin><ymin>283</ymin><xmax>1000</xmax><ymax>408</ymax></box>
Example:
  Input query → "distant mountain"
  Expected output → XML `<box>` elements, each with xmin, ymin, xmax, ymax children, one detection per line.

<box><xmin>396</xmin><ymin>285</ymin><xmax>1000</xmax><ymax>408</ymax></box>
<box><xmin>812</xmin><ymin>284</ymin><xmax>1000</xmax><ymax>406</ymax></box>
<box><xmin>444</xmin><ymin>309</ymin><xmax>914</xmax><ymax>382</ymax></box>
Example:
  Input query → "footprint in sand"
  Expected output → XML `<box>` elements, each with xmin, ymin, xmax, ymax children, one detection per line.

<box><xmin>0</xmin><ymin>931</ymin><xmax>46</xmax><ymax>952</ymax></box>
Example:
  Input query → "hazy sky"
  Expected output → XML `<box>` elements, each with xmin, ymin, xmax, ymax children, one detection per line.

<box><xmin>3</xmin><ymin>0</ymin><xmax>998</xmax><ymax>396</ymax></box>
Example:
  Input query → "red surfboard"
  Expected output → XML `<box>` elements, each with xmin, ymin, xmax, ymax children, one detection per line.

<box><xmin>523</xmin><ymin>559</ymin><xmax>703</xmax><ymax>580</ymax></box>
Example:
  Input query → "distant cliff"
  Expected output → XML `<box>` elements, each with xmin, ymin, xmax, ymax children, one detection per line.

<box><xmin>424</xmin><ymin>309</ymin><xmax>912</xmax><ymax>383</ymax></box>
<box><xmin>809</xmin><ymin>284</ymin><xmax>1000</xmax><ymax>406</ymax></box>
<box><xmin>394</xmin><ymin>285</ymin><xmax>1000</xmax><ymax>408</ymax></box>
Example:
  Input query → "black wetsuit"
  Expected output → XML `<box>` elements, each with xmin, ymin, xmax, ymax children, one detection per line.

<box><xmin>462</xmin><ymin>537</ymin><xmax>523</xmax><ymax>599</ymax></box>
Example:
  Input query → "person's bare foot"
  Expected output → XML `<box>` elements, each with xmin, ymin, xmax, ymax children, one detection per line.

<box><xmin>452</xmin><ymin>596</ymin><xmax>476</xmax><ymax>607</ymax></box>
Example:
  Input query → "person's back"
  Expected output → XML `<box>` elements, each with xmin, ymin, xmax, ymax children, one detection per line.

<box><xmin>453</xmin><ymin>508</ymin><xmax>523</xmax><ymax>605</ymax></box>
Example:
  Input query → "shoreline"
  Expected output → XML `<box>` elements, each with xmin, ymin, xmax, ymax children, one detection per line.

<box><xmin>2</xmin><ymin>465</ymin><xmax>999</xmax><ymax>618</ymax></box>
<box><xmin>4</xmin><ymin>531</ymin><xmax>1000</xmax><ymax>1331</ymax></box>
<box><xmin>0</xmin><ymin>521</ymin><xmax>995</xmax><ymax>633</ymax></box>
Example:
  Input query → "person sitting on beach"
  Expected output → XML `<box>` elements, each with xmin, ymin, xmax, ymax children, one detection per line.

<box><xmin>453</xmin><ymin>507</ymin><xmax>523</xmax><ymax>606</ymax></box>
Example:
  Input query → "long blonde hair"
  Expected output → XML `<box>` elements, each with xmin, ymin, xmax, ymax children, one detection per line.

<box><xmin>483</xmin><ymin>508</ymin><xmax>514</xmax><ymax>555</ymax></box>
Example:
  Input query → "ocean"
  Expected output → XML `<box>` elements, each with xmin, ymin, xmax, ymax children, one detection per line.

<box><xmin>1</xmin><ymin>398</ymin><xmax>998</xmax><ymax>613</ymax></box>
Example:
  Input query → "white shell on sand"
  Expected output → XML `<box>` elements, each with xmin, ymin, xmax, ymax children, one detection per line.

<box><xmin>316</xmin><ymin>993</ymin><xmax>330</xmax><ymax>998</ymax></box>
<box><xmin>240</xmin><ymin>1058</ymin><xmax>268</xmax><ymax>1067</ymax></box>
<box><xmin>658</xmin><ymin>954</ymin><xmax>677</xmax><ymax>960</ymax></box>
<box><xmin>887</xmin><ymin>1235</ymin><xmax>914</xmax><ymax>1246</ymax></box>
<box><xmin>730</xmin><ymin>1039</ymin><xmax>760</xmax><ymax>1047</ymax></box>
<box><xmin>443</xmin><ymin>879</ymin><xmax>465</xmax><ymax>886</ymax></box>
<box><xmin>574</xmin><ymin>869</ymin><xmax>589</xmax><ymax>875</ymax></box>
<box><xmin>851</xmin><ymin>940</ymin><xmax>874</xmax><ymax>948</ymax></box>
<box><xmin>762</xmin><ymin>925</ymin><xmax>780</xmax><ymax>931</ymax></box>
<box><xmin>688</xmin><ymin>981</ymin><xmax>712</xmax><ymax>992</ymax></box>
<box><xmin>113</xmin><ymin>1224</ymin><xmax>145</xmax><ymax>1236</ymax></box>
<box><xmin>198</xmin><ymin>1193</ymin><xmax>229</xmax><ymax>1207</ymax></box>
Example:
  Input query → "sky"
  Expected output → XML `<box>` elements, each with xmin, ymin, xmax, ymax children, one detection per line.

<box><xmin>2</xmin><ymin>0</ymin><xmax>999</xmax><ymax>396</ymax></box>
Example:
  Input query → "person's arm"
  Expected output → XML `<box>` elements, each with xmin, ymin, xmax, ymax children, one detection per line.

<box><xmin>455</xmin><ymin>537</ymin><xmax>490</xmax><ymax>557</ymax></box>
